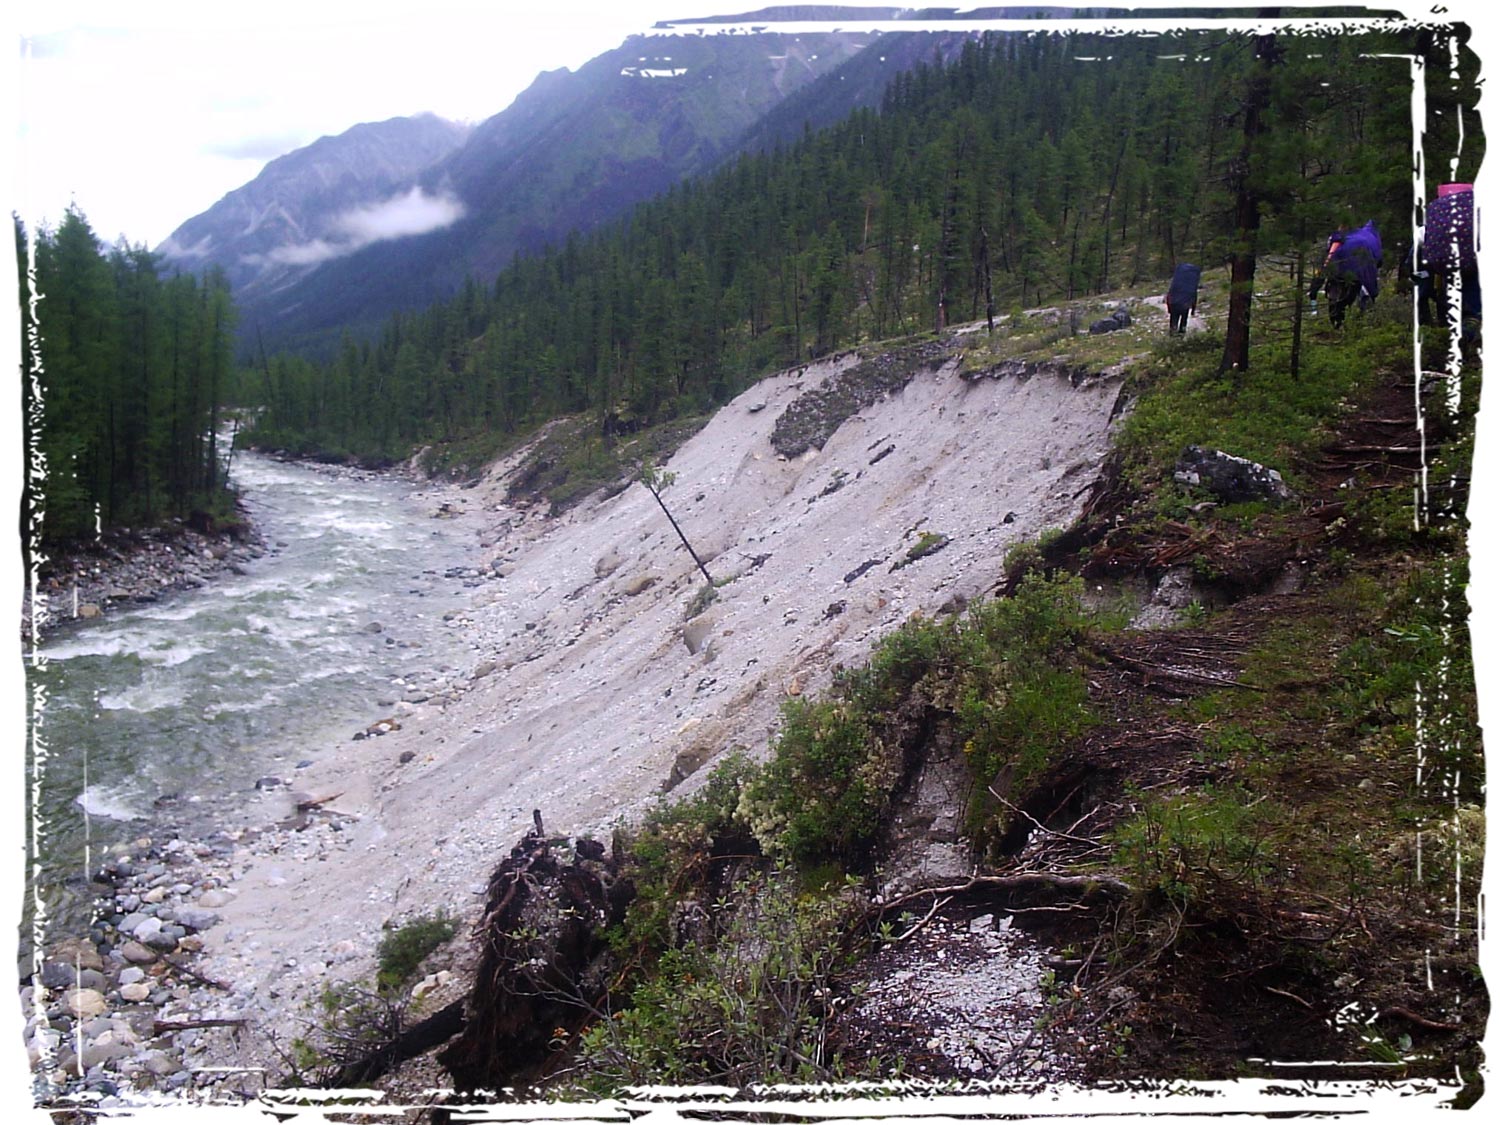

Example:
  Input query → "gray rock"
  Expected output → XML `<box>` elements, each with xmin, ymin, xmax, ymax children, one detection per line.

<box><xmin>682</xmin><ymin>616</ymin><xmax>716</xmax><ymax>656</ymax></box>
<box><xmin>1173</xmin><ymin>445</ymin><xmax>1294</xmax><ymax>504</ymax></box>
<box><xmin>622</xmin><ymin>573</ymin><xmax>658</xmax><ymax>597</ymax></box>
<box><xmin>174</xmin><ymin>908</ymin><xmax>220</xmax><ymax>932</ymax></box>
<box><xmin>142</xmin><ymin>930</ymin><xmax>179</xmax><ymax>953</ymax></box>
<box><xmin>140</xmin><ymin>1049</ymin><xmax>180</xmax><ymax>1077</ymax></box>
<box><xmin>119</xmin><ymin>942</ymin><xmax>157</xmax><ymax>965</ymax></box>
<box><xmin>132</xmin><ymin>917</ymin><xmax>163</xmax><ymax>942</ymax></box>
<box><xmin>39</xmin><ymin>962</ymin><xmax>79</xmax><ymax>989</ymax></box>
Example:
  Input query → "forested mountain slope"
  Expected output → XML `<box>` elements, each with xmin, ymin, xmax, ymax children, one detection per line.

<box><xmin>161</xmin><ymin>18</ymin><xmax>882</xmax><ymax>355</ymax></box>
<box><xmin>243</xmin><ymin>23</ymin><xmax>1429</xmax><ymax>472</ymax></box>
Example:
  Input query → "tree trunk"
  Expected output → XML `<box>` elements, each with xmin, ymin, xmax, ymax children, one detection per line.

<box><xmin>1220</xmin><ymin>28</ymin><xmax>1282</xmax><ymax>378</ymax></box>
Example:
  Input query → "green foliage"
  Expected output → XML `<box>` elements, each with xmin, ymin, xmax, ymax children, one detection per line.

<box><xmin>1120</xmin><ymin>313</ymin><xmax>1408</xmax><ymax>501</ymax></box>
<box><xmin>1111</xmin><ymin>785</ymin><xmax>1277</xmax><ymax>909</ymax></box>
<box><xmin>375</xmin><ymin>912</ymin><xmax>455</xmax><ymax>992</ymax></box>
<box><xmin>891</xmin><ymin>530</ymin><xmax>950</xmax><ymax>570</ymax></box>
<box><xmin>743</xmin><ymin>572</ymin><xmax>1097</xmax><ymax>864</ymax></box>
<box><xmin>21</xmin><ymin>208</ymin><xmax>238</xmax><ymax>551</ymax></box>
<box><xmin>621</xmin><ymin>754</ymin><xmax>762</xmax><ymax>956</ymax></box>
<box><xmin>684</xmin><ymin>582</ymin><xmax>719</xmax><ymax>620</ymax></box>
<box><xmin>638</xmin><ymin>458</ymin><xmax>677</xmax><ymax>495</ymax></box>
<box><xmin>1333</xmin><ymin>558</ymin><xmax>1479</xmax><ymax>801</ymax></box>
<box><xmin>571</xmin><ymin>871</ymin><xmax>871</xmax><ymax>1091</ymax></box>
<box><xmin>281</xmin><ymin>980</ymin><xmax>411</xmax><ymax>1087</ymax></box>
<box><xmin>241</xmin><ymin>26</ymin><xmax>1429</xmax><ymax>466</ymax></box>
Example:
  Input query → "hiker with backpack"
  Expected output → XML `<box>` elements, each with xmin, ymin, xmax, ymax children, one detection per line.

<box><xmin>1309</xmin><ymin>220</ymin><xmax>1383</xmax><ymax>328</ymax></box>
<box><xmin>1166</xmin><ymin>263</ymin><xmax>1201</xmax><ymax>335</ymax></box>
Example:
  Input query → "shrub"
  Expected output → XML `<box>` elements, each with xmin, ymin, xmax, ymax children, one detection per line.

<box><xmin>570</xmin><ymin>871</ymin><xmax>870</xmax><ymax>1091</ymax></box>
<box><xmin>1110</xmin><ymin>785</ymin><xmax>1278</xmax><ymax>910</ymax></box>
<box><xmin>744</xmin><ymin>571</ymin><xmax>1099</xmax><ymax>863</ymax></box>
<box><xmin>376</xmin><ymin>912</ymin><xmax>456</xmax><ymax>992</ymax></box>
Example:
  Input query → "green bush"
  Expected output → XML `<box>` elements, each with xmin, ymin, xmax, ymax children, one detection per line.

<box><xmin>743</xmin><ymin>571</ymin><xmax>1099</xmax><ymax>864</ymax></box>
<box><xmin>1111</xmin><ymin>785</ymin><xmax>1278</xmax><ymax>909</ymax></box>
<box><xmin>375</xmin><ymin>912</ymin><xmax>456</xmax><ymax>992</ymax></box>
<box><xmin>571</xmin><ymin>871</ymin><xmax>871</xmax><ymax>1091</ymax></box>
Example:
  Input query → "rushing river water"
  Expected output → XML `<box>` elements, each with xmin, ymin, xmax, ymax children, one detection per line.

<box><xmin>25</xmin><ymin>454</ymin><xmax>482</xmax><ymax>938</ymax></box>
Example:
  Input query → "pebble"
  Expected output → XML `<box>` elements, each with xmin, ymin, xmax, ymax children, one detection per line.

<box><xmin>64</xmin><ymin>989</ymin><xmax>107</xmax><ymax>1018</ymax></box>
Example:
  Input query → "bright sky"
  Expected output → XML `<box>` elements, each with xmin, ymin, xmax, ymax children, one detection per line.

<box><xmin>11</xmin><ymin>2</ymin><xmax>1471</xmax><ymax>250</ymax></box>
<box><xmin>15</xmin><ymin>6</ymin><xmax>1475</xmax><ymax>349</ymax></box>
<box><xmin>9</xmin><ymin>0</ymin><xmax>798</xmax><ymax>248</ymax></box>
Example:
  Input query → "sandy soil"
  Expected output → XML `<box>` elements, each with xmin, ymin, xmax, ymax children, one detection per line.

<box><xmin>191</xmin><ymin>349</ymin><xmax>1131</xmax><ymax>1080</ymax></box>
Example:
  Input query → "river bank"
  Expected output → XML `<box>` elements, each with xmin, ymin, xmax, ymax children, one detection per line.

<box><xmin>23</xmin><ymin>517</ymin><xmax>267</xmax><ymax>642</ymax></box>
<box><xmin>21</xmin><ymin>452</ymin><xmax>498</xmax><ymax>1108</ymax></box>
<box><xmin>151</xmin><ymin>349</ymin><xmax>1122</xmax><ymax>1103</ymax></box>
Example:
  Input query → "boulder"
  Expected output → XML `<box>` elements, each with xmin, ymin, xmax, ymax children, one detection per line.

<box><xmin>593</xmin><ymin>551</ymin><xmax>624</xmax><ymax>579</ymax></box>
<box><xmin>622</xmin><ymin>573</ymin><xmax>658</xmax><ymax>597</ymax></box>
<box><xmin>682</xmin><ymin>616</ymin><xmax>716</xmax><ymax>656</ymax></box>
<box><xmin>1173</xmin><ymin>445</ymin><xmax>1294</xmax><ymax>504</ymax></box>
<box><xmin>119</xmin><ymin>941</ymin><xmax>157</xmax><ymax>965</ymax></box>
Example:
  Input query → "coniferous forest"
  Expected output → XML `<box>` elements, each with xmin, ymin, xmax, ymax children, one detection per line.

<box><xmin>21</xmin><ymin>25</ymin><xmax>1475</xmax><ymax>534</ymax></box>
<box><xmin>20</xmin><ymin>208</ymin><xmax>237</xmax><ymax>551</ymax></box>
<box><xmin>244</xmin><ymin>26</ymin><xmax>1453</xmax><ymax>463</ymax></box>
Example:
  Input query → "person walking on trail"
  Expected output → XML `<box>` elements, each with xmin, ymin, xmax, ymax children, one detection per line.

<box><xmin>1418</xmin><ymin>184</ymin><xmax>1480</xmax><ymax>352</ymax></box>
<box><xmin>1166</xmin><ymin>263</ymin><xmax>1201</xmax><ymax>335</ymax></box>
<box><xmin>1308</xmin><ymin>219</ymin><xmax>1383</xmax><ymax>328</ymax></box>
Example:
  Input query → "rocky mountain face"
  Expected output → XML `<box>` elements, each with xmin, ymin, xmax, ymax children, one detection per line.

<box><xmin>161</xmin><ymin>20</ymin><xmax>887</xmax><ymax>356</ymax></box>
<box><xmin>156</xmin><ymin>114</ymin><xmax>472</xmax><ymax>311</ymax></box>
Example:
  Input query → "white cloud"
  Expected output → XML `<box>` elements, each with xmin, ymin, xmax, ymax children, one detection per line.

<box><xmin>260</xmin><ymin>239</ymin><xmax>343</xmax><ymax>267</ymax></box>
<box><xmin>332</xmin><ymin>187</ymin><xmax>465</xmax><ymax>244</ymax></box>
<box><xmin>251</xmin><ymin>187</ymin><xmax>466</xmax><ymax>269</ymax></box>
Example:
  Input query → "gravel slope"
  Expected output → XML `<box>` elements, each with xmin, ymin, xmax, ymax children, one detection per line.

<box><xmin>187</xmin><ymin>348</ymin><xmax>1131</xmax><ymax>1085</ymax></box>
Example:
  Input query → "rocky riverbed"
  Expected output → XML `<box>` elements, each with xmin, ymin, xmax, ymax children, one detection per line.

<box><xmin>23</xmin><ymin>349</ymin><xmax>1131</xmax><ymax>1111</ymax></box>
<box><xmin>24</xmin><ymin>514</ymin><xmax>266</xmax><ymax>642</ymax></box>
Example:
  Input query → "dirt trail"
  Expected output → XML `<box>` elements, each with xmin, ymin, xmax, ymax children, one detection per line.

<box><xmin>194</xmin><ymin>348</ymin><xmax>1130</xmax><ymax>1070</ymax></box>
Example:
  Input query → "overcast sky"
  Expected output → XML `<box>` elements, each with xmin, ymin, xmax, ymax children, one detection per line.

<box><xmin>12</xmin><ymin>2</ymin><xmax>1473</xmax><ymax>251</ymax></box>
<box><xmin>10</xmin><ymin>0</ymin><xmax>825</xmax><ymax>248</ymax></box>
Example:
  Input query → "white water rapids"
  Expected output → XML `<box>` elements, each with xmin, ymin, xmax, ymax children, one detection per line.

<box><xmin>25</xmin><ymin>454</ymin><xmax>478</xmax><ymax>939</ymax></box>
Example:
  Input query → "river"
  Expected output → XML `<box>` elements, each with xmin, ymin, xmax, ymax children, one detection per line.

<box><xmin>25</xmin><ymin>453</ymin><xmax>482</xmax><ymax>942</ymax></box>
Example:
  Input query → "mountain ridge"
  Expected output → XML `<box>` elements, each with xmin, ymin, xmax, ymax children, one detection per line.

<box><xmin>160</xmin><ymin>16</ymin><xmax>891</xmax><ymax>355</ymax></box>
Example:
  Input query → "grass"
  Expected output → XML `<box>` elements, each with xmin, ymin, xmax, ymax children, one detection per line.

<box><xmin>506</xmin><ymin>412</ymin><xmax>713</xmax><ymax>513</ymax></box>
<box><xmin>1115</xmin><ymin>276</ymin><xmax>1409</xmax><ymax>500</ymax></box>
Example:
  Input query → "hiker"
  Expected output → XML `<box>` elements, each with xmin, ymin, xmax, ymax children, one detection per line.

<box><xmin>1309</xmin><ymin>219</ymin><xmax>1382</xmax><ymax>329</ymax></box>
<box><xmin>1166</xmin><ymin>263</ymin><xmax>1200</xmax><ymax>335</ymax></box>
<box><xmin>1419</xmin><ymin>184</ymin><xmax>1480</xmax><ymax>351</ymax></box>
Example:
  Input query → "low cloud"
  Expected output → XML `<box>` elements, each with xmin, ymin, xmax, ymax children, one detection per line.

<box><xmin>255</xmin><ymin>187</ymin><xmax>465</xmax><ymax>269</ymax></box>
<box><xmin>333</xmin><ymin>187</ymin><xmax>465</xmax><ymax>243</ymax></box>
<box><xmin>264</xmin><ymin>238</ymin><xmax>344</xmax><ymax>266</ymax></box>
<box><xmin>158</xmin><ymin>233</ymin><xmax>214</xmax><ymax>260</ymax></box>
